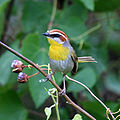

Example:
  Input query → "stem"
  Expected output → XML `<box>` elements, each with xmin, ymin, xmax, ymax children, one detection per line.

<box><xmin>66</xmin><ymin>75</ymin><xmax>115</xmax><ymax>120</ymax></box>
<box><xmin>71</xmin><ymin>24</ymin><xmax>101</xmax><ymax>40</ymax></box>
<box><xmin>56</xmin><ymin>89</ymin><xmax>59</xmax><ymax>106</ymax></box>
<box><xmin>48</xmin><ymin>0</ymin><xmax>57</xmax><ymax>29</ymax></box>
<box><xmin>1</xmin><ymin>0</ymin><xmax>15</xmax><ymax>41</ymax></box>
<box><xmin>0</xmin><ymin>41</ymin><xmax>96</xmax><ymax>120</ymax></box>
<box><xmin>51</xmin><ymin>93</ymin><xmax>60</xmax><ymax>120</ymax></box>
<box><xmin>41</xmin><ymin>68</ymin><xmax>49</xmax><ymax>71</ymax></box>
<box><xmin>23</xmin><ymin>65</ymin><xmax>33</xmax><ymax>68</ymax></box>
<box><xmin>24</xmin><ymin>65</ymin><xmax>49</xmax><ymax>71</ymax></box>
<box><xmin>112</xmin><ymin>109</ymin><xmax>120</xmax><ymax>114</ymax></box>
<box><xmin>28</xmin><ymin>72</ymin><xmax>40</xmax><ymax>78</ymax></box>
<box><xmin>56</xmin><ymin>90</ymin><xmax>60</xmax><ymax>120</ymax></box>
<box><xmin>55</xmin><ymin>102</ymin><xmax>60</xmax><ymax>120</ymax></box>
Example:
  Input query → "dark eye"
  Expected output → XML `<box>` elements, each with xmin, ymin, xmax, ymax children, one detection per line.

<box><xmin>50</xmin><ymin>34</ymin><xmax>60</xmax><ymax>38</ymax></box>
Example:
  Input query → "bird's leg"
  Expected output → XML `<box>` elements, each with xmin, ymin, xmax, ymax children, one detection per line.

<box><xmin>46</xmin><ymin>72</ymin><xmax>54</xmax><ymax>81</ymax></box>
<box><xmin>59</xmin><ymin>74</ymin><xmax>66</xmax><ymax>95</ymax></box>
<box><xmin>63</xmin><ymin>75</ymin><xmax>66</xmax><ymax>94</ymax></box>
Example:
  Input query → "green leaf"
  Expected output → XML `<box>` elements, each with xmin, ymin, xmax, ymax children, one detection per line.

<box><xmin>54</xmin><ymin>72</ymin><xmax>63</xmax><ymax>85</ymax></box>
<box><xmin>81</xmin><ymin>101</ymin><xmax>106</xmax><ymax>119</ymax></box>
<box><xmin>95</xmin><ymin>0</ymin><xmax>120</xmax><ymax>12</ymax></box>
<box><xmin>0</xmin><ymin>0</ymin><xmax>10</xmax><ymax>14</ymax></box>
<box><xmin>80</xmin><ymin>0</ymin><xmax>95</xmax><ymax>11</ymax></box>
<box><xmin>21</xmin><ymin>33</ymin><xmax>53</xmax><ymax>108</ymax></box>
<box><xmin>44</xmin><ymin>107</ymin><xmax>52</xmax><ymax>120</ymax></box>
<box><xmin>55</xmin><ymin>1</ymin><xmax>88</xmax><ymax>44</ymax></box>
<box><xmin>22</xmin><ymin>0</ymin><xmax>88</xmax><ymax>44</ymax></box>
<box><xmin>22</xmin><ymin>0</ymin><xmax>52</xmax><ymax>33</ymax></box>
<box><xmin>29</xmin><ymin>79</ymin><xmax>53</xmax><ymax>108</ymax></box>
<box><xmin>0</xmin><ymin>40</ymin><xmax>20</xmax><ymax>85</ymax></box>
<box><xmin>68</xmin><ymin>67</ymin><xmax>96</xmax><ymax>92</ymax></box>
<box><xmin>21</xmin><ymin>32</ymin><xmax>41</xmax><ymax>60</ymax></box>
<box><xmin>59</xmin><ymin>108</ymin><xmax>69</xmax><ymax>120</ymax></box>
<box><xmin>72</xmin><ymin>114</ymin><xmax>82</xmax><ymax>120</ymax></box>
<box><xmin>0</xmin><ymin>0</ymin><xmax>10</xmax><ymax>37</ymax></box>
<box><xmin>0</xmin><ymin>90</ymin><xmax>28</xmax><ymax>120</ymax></box>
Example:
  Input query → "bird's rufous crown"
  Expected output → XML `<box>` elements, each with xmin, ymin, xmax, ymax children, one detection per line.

<box><xmin>47</xmin><ymin>29</ymin><xmax>69</xmax><ymax>42</ymax></box>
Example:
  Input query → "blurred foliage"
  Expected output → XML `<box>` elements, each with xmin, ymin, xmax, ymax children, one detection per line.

<box><xmin>0</xmin><ymin>0</ymin><xmax>10</xmax><ymax>38</ymax></box>
<box><xmin>0</xmin><ymin>90</ymin><xmax>28</xmax><ymax>120</ymax></box>
<box><xmin>0</xmin><ymin>0</ymin><xmax>120</xmax><ymax>120</ymax></box>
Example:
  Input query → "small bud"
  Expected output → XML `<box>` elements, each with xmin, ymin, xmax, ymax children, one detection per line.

<box><xmin>11</xmin><ymin>60</ymin><xmax>24</xmax><ymax>73</ymax></box>
<box><xmin>17</xmin><ymin>72</ymin><xmax>28</xmax><ymax>83</ymax></box>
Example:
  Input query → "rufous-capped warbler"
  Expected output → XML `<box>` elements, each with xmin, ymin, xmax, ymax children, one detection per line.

<box><xmin>43</xmin><ymin>29</ymin><xmax>96</xmax><ymax>94</ymax></box>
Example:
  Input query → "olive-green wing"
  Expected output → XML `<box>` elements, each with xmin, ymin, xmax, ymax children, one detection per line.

<box><xmin>71</xmin><ymin>49</ymin><xmax>78</xmax><ymax>74</ymax></box>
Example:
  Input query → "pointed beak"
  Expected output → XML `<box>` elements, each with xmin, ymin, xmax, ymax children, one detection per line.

<box><xmin>42</xmin><ymin>32</ymin><xmax>50</xmax><ymax>37</ymax></box>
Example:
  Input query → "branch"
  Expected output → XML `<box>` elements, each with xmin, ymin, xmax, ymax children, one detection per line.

<box><xmin>66</xmin><ymin>75</ymin><xmax>115</xmax><ymax>120</ymax></box>
<box><xmin>1</xmin><ymin>0</ymin><xmax>15</xmax><ymax>41</ymax></box>
<box><xmin>0</xmin><ymin>41</ymin><xmax>96</xmax><ymax>120</ymax></box>
<box><xmin>48</xmin><ymin>0</ymin><xmax>57</xmax><ymax>29</ymax></box>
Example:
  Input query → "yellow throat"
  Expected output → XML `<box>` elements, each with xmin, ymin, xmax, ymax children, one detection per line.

<box><xmin>48</xmin><ymin>38</ymin><xmax>69</xmax><ymax>60</ymax></box>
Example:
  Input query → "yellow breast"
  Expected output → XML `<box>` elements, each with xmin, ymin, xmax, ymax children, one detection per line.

<box><xmin>48</xmin><ymin>38</ymin><xmax>69</xmax><ymax>61</ymax></box>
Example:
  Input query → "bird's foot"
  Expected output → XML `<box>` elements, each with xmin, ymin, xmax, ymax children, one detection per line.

<box><xmin>59</xmin><ymin>88</ymin><xmax>66</xmax><ymax>96</ymax></box>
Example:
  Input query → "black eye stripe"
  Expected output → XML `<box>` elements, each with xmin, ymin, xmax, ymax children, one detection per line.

<box><xmin>50</xmin><ymin>34</ymin><xmax>61</xmax><ymax>38</ymax></box>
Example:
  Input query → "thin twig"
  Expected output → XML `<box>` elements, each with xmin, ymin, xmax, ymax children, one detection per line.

<box><xmin>28</xmin><ymin>72</ymin><xmax>40</xmax><ymax>79</ymax></box>
<box><xmin>71</xmin><ymin>24</ymin><xmax>101</xmax><ymax>41</ymax></box>
<box><xmin>0</xmin><ymin>41</ymin><xmax>96</xmax><ymax>120</ymax></box>
<box><xmin>1</xmin><ymin>0</ymin><xmax>15</xmax><ymax>41</ymax></box>
<box><xmin>24</xmin><ymin>65</ymin><xmax>49</xmax><ymax>71</ymax></box>
<box><xmin>66</xmin><ymin>75</ymin><xmax>115</xmax><ymax>120</ymax></box>
<box><xmin>48</xmin><ymin>0</ymin><xmax>57</xmax><ymax>30</ymax></box>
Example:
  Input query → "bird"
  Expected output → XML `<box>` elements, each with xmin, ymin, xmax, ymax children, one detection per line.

<box><xmin>43</xmin><ymin>29</ymin><xmax>96</xmax><ymax>95</ymax></box>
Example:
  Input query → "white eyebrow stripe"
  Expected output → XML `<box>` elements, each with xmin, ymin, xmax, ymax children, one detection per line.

<box><xmin>50</xmin><ymin>32</ymin><xmax>68</xmax><ymax>40</ymax></box>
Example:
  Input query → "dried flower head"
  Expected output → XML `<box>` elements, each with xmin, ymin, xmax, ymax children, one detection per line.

<box><xmin>11</xmin><ymin>60</ymin><xmax>24</xmax><ymax>73</ymax></box>
<box><xmin>17</xmin><ymin>72</ymin><xmax>28</xmax><ymax>83</ymax></box>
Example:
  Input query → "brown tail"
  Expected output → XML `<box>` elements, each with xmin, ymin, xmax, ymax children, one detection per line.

<box><xmin>78</xmin><ymin>56</ymin><xmax>97</xmax><ymax>63</ymax></box>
